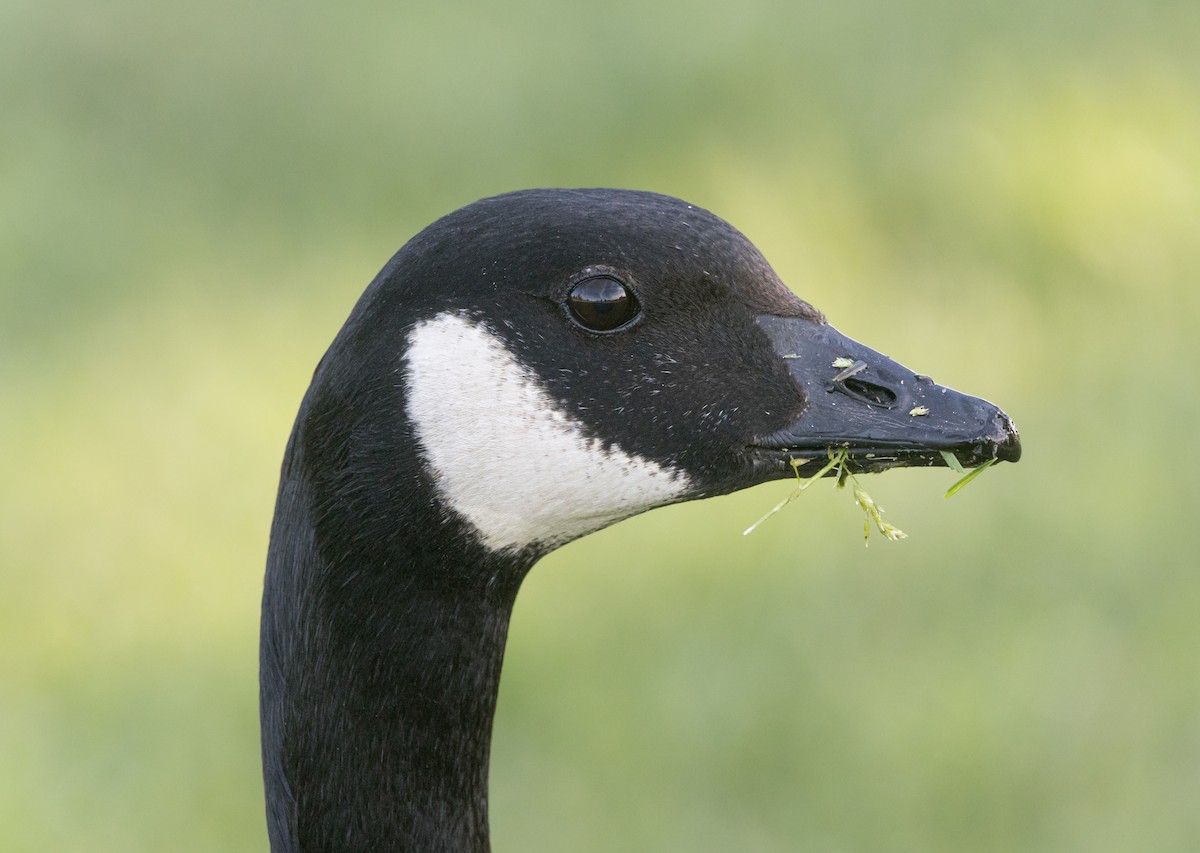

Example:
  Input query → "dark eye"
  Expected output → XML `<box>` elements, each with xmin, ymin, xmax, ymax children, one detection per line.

<box><xmin>566</xmin><ymin>276</ymin><xmax>641</xmax><ymax>332</ymax></box>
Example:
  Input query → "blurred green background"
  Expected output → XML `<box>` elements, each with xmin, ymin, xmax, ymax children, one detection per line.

<box><xmin>3</xmin><ymin>1</ymin><xmax>1198</xmax><ymax>850</ymax></box>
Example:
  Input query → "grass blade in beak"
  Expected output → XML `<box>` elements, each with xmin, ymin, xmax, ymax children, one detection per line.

<box><xmin>742</xmin><ymin>451</ymin><xmax>845</xmax><ymax>536</ymax></box>
<box><xmin>939</xmin><ymin>449</ymin><xmax>965</xmax><ymax>474</ymax></box>
<box><xmin>944</xmin><ymin>457</ymin><xmax>996</xmax><ymax>499</ymax></box>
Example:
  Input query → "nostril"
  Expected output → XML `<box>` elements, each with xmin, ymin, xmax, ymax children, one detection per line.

<box><xmin>840</xmin><ymin>377</ymin><xmax>897</xmax><ymax>407</ymax></box>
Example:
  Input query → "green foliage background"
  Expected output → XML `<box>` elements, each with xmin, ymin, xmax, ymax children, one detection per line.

<box><xmin>4</xmin><ymin>1</ymin><xmax>1198</xmax><ymax>850</ymax></box>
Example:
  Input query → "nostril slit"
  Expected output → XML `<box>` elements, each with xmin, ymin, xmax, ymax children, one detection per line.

<box><xmin>842</xmin><ymin>377</ymin><xmax>897</xmax><ymax>406</ymax></box>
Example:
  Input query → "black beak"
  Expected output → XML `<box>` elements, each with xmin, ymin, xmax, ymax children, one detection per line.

<box><xmin>755</xmin><ymin>315</ymin><xmax>1021</xmax><ymax>474</ymax></box>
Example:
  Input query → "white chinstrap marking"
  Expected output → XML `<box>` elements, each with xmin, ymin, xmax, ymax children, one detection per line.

<box><xmin>405</xmin><ymin>313</ymin><xmax>690</xmax><ymax>551</ymax></box>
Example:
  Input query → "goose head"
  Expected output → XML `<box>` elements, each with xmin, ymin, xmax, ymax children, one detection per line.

<box><xmin>262</xmin><ymin>188</ymin><xmax>1019</xmax><ymax>851</ymax></box>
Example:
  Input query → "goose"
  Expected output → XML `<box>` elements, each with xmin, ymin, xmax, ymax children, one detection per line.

<box><xmin>261</xmin><ymin>188</ymin><xmax>1020</xmax><ymax>852</ymax></box>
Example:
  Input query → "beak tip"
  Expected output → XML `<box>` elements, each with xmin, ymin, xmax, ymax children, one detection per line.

<box><xmin>994</xmin><ymin>411</ymin><xmax>1021</xmax><ymax>464</ymax></box>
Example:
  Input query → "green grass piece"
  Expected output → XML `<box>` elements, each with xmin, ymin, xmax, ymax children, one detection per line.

<box><xmin>747</xmin><ymin>444</ymin><xmax>998</xmax><ymax>538</ymax></box>
<box><xmin>944</xmin><ymin>457</ymin><xmax>996</xmax><ymax>499</ymax></box>
<box><xmin>744</xmin><ymin>447</ymin><xmax>907</xmax><ymax>544</ymax></box>
<box><xmin>939</xmin><ymin>449</ymin><xmax>965</xmax><ymax>473</ymax></box>
<box><xmin>835</xmin><ymin>456</ymin><xmax>907</xmax><ymax>545</ymax></box>
<box><xmin>742</xmin><ymin>450</ymin><xmax>845</xmax><ymax>535</ymax></box>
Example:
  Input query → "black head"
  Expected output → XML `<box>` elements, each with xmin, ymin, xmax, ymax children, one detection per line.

<box><xmin>298</xmin><ymin>188</ymin><xmax>1018</xmax><ymax>557</ymax></box>
<box><xmin>263</xmin><ymin>188</ymin><xmax>1020</xmax><ymax>852</ymax></box>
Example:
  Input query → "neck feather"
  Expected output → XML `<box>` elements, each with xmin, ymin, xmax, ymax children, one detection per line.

<box><xmin>261</xmin><ymin>436</ymin><xmax>533</xmax><ymax>852</ymax></box>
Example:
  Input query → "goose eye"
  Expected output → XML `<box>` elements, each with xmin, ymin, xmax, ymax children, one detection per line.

<box><xmin>566</xmin><ymin>276</ymin><xmax>640</xmax><ymax>332</ymax></box>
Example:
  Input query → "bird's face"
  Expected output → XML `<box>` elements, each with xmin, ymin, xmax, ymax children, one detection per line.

<box><xmin>331</xmin><ymin>190</ymin><xmax>1018</xmax><ymax>554</ymax></box>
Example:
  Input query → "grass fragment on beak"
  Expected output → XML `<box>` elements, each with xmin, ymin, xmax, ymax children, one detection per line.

<box><xmin>746</xmin><ymin>445</ymin><xmax>1003</xmax><ymax>541</ymax></box>
<box><xmin>944</xmin><ymin>457</ymin><xmax>996</xmax><ymax>498</ymax></box>
<box><xmin>744</xmin><ymin>447</ymin><xmax>907</xmax><ymax>544</ymax></box>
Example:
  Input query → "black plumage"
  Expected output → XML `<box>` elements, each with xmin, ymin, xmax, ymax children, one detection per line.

<box><xmin>262</xmin><ymin>189</ymin><xmax>1019</xmax><ymax>852</ymax></box>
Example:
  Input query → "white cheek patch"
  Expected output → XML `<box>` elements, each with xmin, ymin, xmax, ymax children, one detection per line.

<box><xmin>405</xmin><ymin>312</ymin><xmax>690</xmax><ymax>552</ymax></box>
